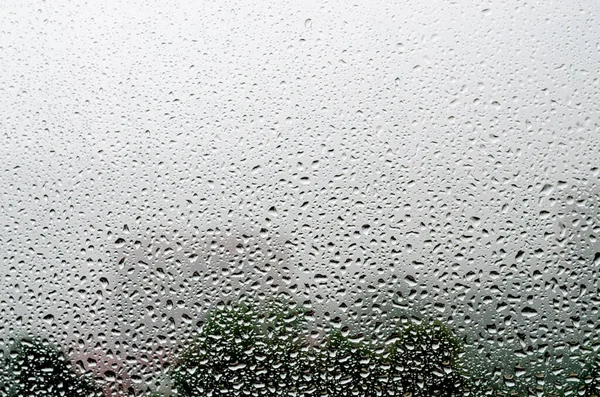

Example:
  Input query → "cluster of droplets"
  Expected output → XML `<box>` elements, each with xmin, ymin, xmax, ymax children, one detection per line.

<box><xmin>0</xmin><ymin>0</ymin><xmax>599</xmax><ymax>395</ymax></box>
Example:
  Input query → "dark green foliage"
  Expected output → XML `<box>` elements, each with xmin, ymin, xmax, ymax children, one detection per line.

<box><xmin>385</xmin><ymin>319</ymin><xmax>465</xmax><ymax>396</ymax></box>
<box><xmin>172</xmin><ymin>297</ymin><xmax>472</xmax><ymax>397</ymax></box>
<box><xmin>313</xmin><ymin>330</ymin><xmax>386</xmax><ymax>396</ymax></box>
<box><xmin>579</xmin><ymin>356</ymin><xmax>600</xmax><ymax>397</ymax></box>
<box><xmin>559</xmin><ymin>354</ymin><xmax>600</xmax><ymax>397</ymax></box>
<box><xmin>2</xmin><ymin>337</ymin><xmax>101</xmax><ymax>397</ymax></box>
<box><xmin>312</xmin><ymin>319</ymin><xmax>467</xmax><ymax>396</ymax></box>
<box><xmin>172</xmin><ymin>295</ymin><xmax>310</xmax><ymax>396</ymax></box>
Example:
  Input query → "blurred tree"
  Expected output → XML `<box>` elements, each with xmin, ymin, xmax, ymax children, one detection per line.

<box><xmin>571</xmin><ymin>353</ymin><xmax>600</xmax><ymax>397</ymax></box>
<box><xmin>171</xmin><ymin>295</ymin><xmax>478</xmax><ymax>397</ymax></box>
<box><xmin>384</xmin><ymin>318</ymin><xmax>466</xmax><ymax>396</ymax></box>
<box><xmin>171</xmin><ymin>293</ymin><xmax>310</xmax><ymax>396</ymax></box>
<box><xmin>1</xmin><ymin>337</ymin><xmax>101</xmax><ymax>397</ymax></box>
<box><xmin>312</xmin><ymin>330</ymin><xmax>386</xmax><ymax>396</ymax></box>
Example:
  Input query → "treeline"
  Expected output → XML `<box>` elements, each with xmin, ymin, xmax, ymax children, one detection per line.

<box><xmin>1</xmin><ymin>294</ymin><xmax>599</xmax><ymax>396</ymax></box>
<box><xmin>0</xmin><ymin>338</ymin><xmax>102</xmax><ymax>397</ymax></box>
<box><xmin>171</xmin><ymin>295</ymin><xmax>472</xmax><ymax>397</ymax></box>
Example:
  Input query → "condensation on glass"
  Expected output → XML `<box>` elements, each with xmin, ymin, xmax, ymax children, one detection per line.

<box><xmin>0</xmin><ymin>0</ymin><xmax>598</xmax><ymax>396</ymax></box>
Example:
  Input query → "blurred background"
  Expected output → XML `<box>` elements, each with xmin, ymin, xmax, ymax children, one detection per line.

<box><xmin>0</xmin><ymin>0</ymin><xmax>598</xmax><ymax>395</ymax></box>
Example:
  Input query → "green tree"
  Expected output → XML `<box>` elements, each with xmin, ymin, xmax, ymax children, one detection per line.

<box><xmin>171</xmin><ymin>294</ymin><xmax>310</xmax><ymax>396</ymax></box>
<box><xmin>385</xmin><ymin>318</ymin><xmax>466</xmax><ymax>396</ymax></box>
<box><xmin>564</xmin><ymin>353</ymin><xmax>600</xmax><ymax>397</ymax></box>
<box><xmin>309</xmin><ymin>318</ymin><xmax>471</xmax><ymax>396</ymax></box>
<box><xmin>2</xmin><ymin>337</ymin><xmax>101</xmax><ymax>397</ymax></box>
<box><xmin>172</xmin><ymin>297</ymin><xmax>479</xmax><ymax>397</ymax></box>
<box><xmin>312</xmin><ymin>330</ymin><xmax>386</xmax><ymax>396</ymax></box>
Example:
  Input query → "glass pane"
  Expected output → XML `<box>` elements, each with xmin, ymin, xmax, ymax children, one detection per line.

<box><xmin>1</xmin><ymin>0</ymin><xmax>598</xmax><ymax>396</ymax></box>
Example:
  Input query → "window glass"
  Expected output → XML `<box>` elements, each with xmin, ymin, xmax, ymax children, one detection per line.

<box><xmin>0</xmin><ymin>1</ymin><xmax>599</xmax><ymax>396</ymax></box>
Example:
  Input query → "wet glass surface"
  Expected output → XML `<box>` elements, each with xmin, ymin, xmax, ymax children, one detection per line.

<box><xmin>0</xmin><ymin>1</ymin><xmax>599</xmax><ymax>396</ymax></box>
